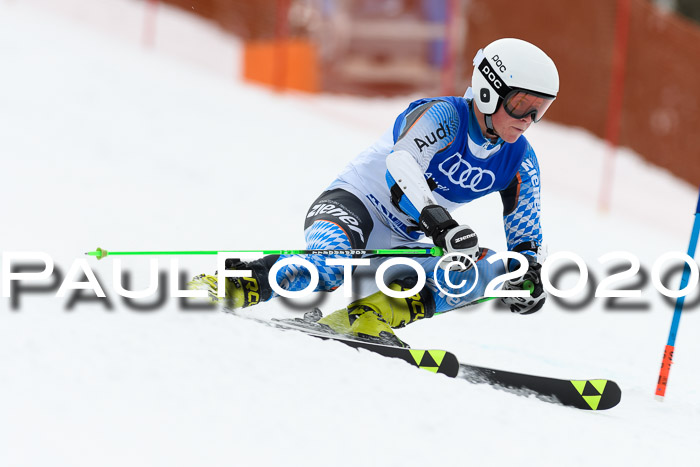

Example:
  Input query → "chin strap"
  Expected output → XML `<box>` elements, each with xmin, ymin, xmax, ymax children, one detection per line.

<box><xmin>473</xmin><ymin>98</ymin><xmax>500</xmax><ymax>139</ymax></box>
<box><xmin>484</xmin><ymin>114</ymin><xmax>498</xmax><ymax>137</ymax></box>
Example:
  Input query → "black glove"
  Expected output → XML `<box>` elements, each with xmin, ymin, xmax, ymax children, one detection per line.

<box><xmin>500</xmin><ymin>255</ymin><xmax>546</xmax><ymax>314</ymax></box>
<box><xmin>419</xmin><ymin>205</ymin><xmax>480</xmax><ymax>270</ymax></box>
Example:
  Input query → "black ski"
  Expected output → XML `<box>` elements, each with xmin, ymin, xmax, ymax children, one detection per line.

<box><xmin>235</xmin><ymin>311</ymin><xmax>622</xmax><ymax>410</ymax></box>
<box><xmin>458</xmin><ymin>364</ymin><xmax>622</xmax><ymax>410</ymax></box>
<box><xmin>269</xmin><ymin>317</ymin><xmax>460</xmax><ymax>377</ymax></box>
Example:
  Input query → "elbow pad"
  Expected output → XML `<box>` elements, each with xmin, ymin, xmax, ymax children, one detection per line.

<box><xmin>386</xmin><ymin>150</ymin><xmax>437</xmax><ymax>220</ymax></box>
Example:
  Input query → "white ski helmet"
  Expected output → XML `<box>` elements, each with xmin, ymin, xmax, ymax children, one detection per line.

<box><xmin>470</xmin><ymin>38</ymin><xmax>559</xmax><ymax>129</ymax></box>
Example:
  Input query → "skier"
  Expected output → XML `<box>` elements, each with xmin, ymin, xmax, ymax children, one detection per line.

<box><xmin>191</xmin><ymin>38</ymin><xmax>558</xmax><ymax>346</ymax></box>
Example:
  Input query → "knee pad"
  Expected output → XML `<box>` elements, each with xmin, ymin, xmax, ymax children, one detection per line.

<box><xmin>303</xmin><ymin>219</ymin><xmax>353</xmax><ymax>291</ymax></box>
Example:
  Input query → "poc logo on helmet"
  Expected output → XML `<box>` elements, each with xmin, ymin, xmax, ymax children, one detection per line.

<box><xmin>491</xmin><ymin>54</ymin><xmax>507</xmax><ymax>73</ymax></box>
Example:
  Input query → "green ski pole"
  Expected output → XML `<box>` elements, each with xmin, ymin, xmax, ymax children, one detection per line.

<box><xmin>85</xmin><ymin>246</ymin><xmax>445</xmax><ymax>260</ymax></box>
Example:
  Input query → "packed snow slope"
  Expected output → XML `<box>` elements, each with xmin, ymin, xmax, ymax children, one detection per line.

<box><xmin>1</xmin><ymin>2</ymin><xmax>699</xmax><ymax>466</ymax></box>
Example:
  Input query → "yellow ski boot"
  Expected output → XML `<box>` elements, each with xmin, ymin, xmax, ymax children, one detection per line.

<box><xmin>318</xmin><ymin>278</ymin><xmax>434</xmax><ymax>347</ymax></box>
<box><xmin>188</xmin><ymin>273</ymin><xmax>261</xmax><ymax>309</ymax></box>
<box><xmin>188</xmin><ymin>258</ymin><xmax>272</xmax><ymax>310</ymax></box>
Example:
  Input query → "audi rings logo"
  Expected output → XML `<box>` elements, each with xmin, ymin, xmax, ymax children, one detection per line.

<box><xmin>438</xmin><ymin>153</ymin><xmax>495</xmax><ymax>192</ymax></box>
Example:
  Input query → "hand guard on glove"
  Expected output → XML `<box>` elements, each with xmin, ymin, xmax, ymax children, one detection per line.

<box><xmin>500</xmin><ymin>254</ymin><xmax>546</xmax><ymax>315</ymax></box>
<box><xmin>419</xmin><ymin>205</ymin><xmax>480</xmax><ymax>271</ymax></box>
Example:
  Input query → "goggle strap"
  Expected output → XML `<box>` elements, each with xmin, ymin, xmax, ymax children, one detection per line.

<box><xmin>476</xmin><ymin>57</ymin><xmax>512</xmax><ymax>100</ymax></box>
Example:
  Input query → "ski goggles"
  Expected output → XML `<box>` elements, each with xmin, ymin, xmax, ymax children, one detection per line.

<box><xmin>502</xmin><ymin>89</ymin><xmax>555</xmax><ymax>123</ymax></box>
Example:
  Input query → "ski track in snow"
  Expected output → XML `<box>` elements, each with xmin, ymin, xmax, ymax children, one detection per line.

<box><xmin>1</xmin><ymin>1</ymin><xmax>699</xmax><ymax>466</ymax></box>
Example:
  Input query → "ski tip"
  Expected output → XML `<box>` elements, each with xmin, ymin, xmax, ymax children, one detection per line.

<box><xmin>654</xmin><ymin>394</ymin><xmax>665</xmax><ymax>402</ymax></box>
<box><xmin>570</xmin><ymin>379</ymin><xmax>622</xmax><ymax>410</ymax></box>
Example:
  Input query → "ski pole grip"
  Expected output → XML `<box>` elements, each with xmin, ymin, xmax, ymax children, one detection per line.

<box><xmin>696</xmin><ymin>185</ymin><xmax>700</xmax><ymax>214</ymax></box>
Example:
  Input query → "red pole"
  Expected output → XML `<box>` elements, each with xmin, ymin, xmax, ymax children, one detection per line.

<box><xmin>656</xmin><ymin>345</ymin><xmax>674</xmax><ymax>398</ymax></box>
<box><xmin>274</xmin><ymin>0</ymin><xmax>291</xmax><ymax>92</ymax></box>
<box><xmin>598</xmin><ymin>0</ymin><xmax>631</xmax><ymax>213</ymax></box>
<box><xmin>142</xmin><ymin>0</ymin><xmax>159</xmax><ymax>48</ymax></box>
<box><xmin>440</xmin><ymin>0</ymin><xmax>458</xmax><ymax>96</ymax></box>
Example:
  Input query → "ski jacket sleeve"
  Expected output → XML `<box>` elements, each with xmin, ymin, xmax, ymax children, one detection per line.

<box><xmin>499</xmin><ymin>145</ymin><xmax>543</xmax><ymax>260</ymax></box>
<box><xmin>385</xmin><ymin>100</ymin><xmax>460</xmax><ymax>222</ymax></box>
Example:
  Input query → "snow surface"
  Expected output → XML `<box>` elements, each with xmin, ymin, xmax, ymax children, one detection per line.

<box><xmin>1</xmin><ymin>1</ymin><xmax>700</xmax><ymax>466</ymax></box>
